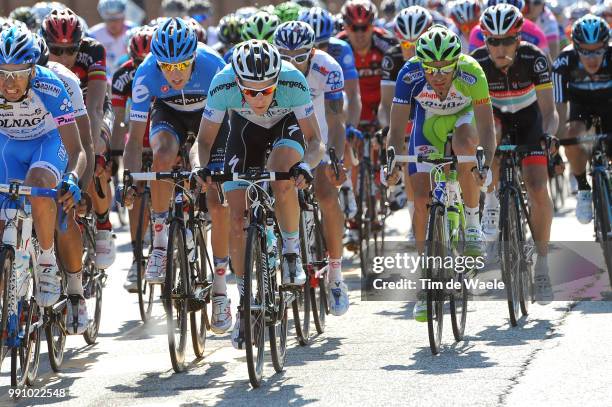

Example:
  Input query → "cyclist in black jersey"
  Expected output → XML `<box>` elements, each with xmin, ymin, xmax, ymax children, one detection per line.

<box><xmin>553</xmin><ymin>14</ymin><xmax>612</xmax><ymax>225</ymax></box>
<box><xmin>473</xmin><ymin>4</ymin><xmax>558</xmax><ymax>303</ymax></box>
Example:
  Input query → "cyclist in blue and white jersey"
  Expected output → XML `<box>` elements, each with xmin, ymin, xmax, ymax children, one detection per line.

<box><xmin>194</xmin><ymin>40</ymin><xmax>324</xmax><ymax>347</ymax></box>
<box><xmin>122</xmin><ymin>18</ymin><xmax>230</xmax><ymax>331</ymax></box>
<box><xmin>0</xmin><ymin>26</ymin><xmax>87</xmax><ymax>326</ymax></box>
<box><xmin>274</xmin><ymin>21</ymin><xmax>350</xmax><ymax>316</ymax></box>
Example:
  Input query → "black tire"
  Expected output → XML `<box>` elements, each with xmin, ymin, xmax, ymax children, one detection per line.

<box><xmin>190</xmin><ymin>223</ymin><xmax>208</xmax><ymax>358</ymax></box>
<box><xmin>0</xmin><ymin>248</ymin><xmax>12</xmax><ymax>367</ymax></box>
<box><xmin>244</xmin><ymin>225</ymin><xmax>266</xmax><ymax>388</ymax></box>
<box><xmin>500</xmin><ymin>189</ymin><xmax>522</xmax><ymax>326</ymax></box>
<box><xmin>425</xmin><ymin>204</ymin><xmax>445</xmax><ymax>355</ymax></box>
<box><xmin>136</xmin><ymin>190</ymin><xmax>155</xmax><ymax>323</ymax></box>
<box><xmin>269</xmin><ymin>289</ymin><xmax>288</xmax><ymax>373</ymax></box>
<box><xmin>293</xmin><ymin>209</ymin><xmax>312</xmax><ymax>346</ymax></box>
<box><xmin>164</xmin><ymin>221</ymin><xmax>189</xmax><ymax>373</ymax></box>
<box><xmin>450</xmin><ymin>218</ymin><xmax>468</xmax><ymax>341</ymax></box>
<box><xmin>373</xmin><ymin>180</ymin><xmax>386</xmax><ymax>256</ymax></box>
<box><xmin>358</xmin><ymin>165</ymin><xmax>372</xmax><ymax>277</ymax></box>
<box><xmin>311</xmin><ymin>214</ymin><xmax>327</xmax><ymax>334</ymax></box>
<box><xmin>83</xmin><ymin>225</ymin><xmax>102</xmax><ymax>345</ymax></box>
<box><xmin>45</xmin><ymin>299</ymin><xmax>67</xmax><ymax>372</ymax></box>
<box><xmin>593</xmin><ymin>172</ymin><xmax>612</xmax><ymax>286</ymax></box>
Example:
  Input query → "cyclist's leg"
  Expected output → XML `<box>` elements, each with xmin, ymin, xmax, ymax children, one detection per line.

<box><xmin>564</xmin><ymin>104</ymin><xmax>593</xmax><ymax>223</ymax></box>
<box><xmin>268</xmin><ymin>114</ymin><xmax>307</xmax><ymax>285</ymax></box>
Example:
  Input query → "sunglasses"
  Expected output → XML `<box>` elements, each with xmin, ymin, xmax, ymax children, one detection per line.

<box><xmin>0</xmin><ymin>66</ymin><xmax>33</xmax><ymax>81</ymax></box>
<box><xmin>421</xmin><ymin>61</ymin><xmax>457</xmax><ymax>75</ymax></box>
<box><xmin>348</xmin><ymin>25</ymin><xmax>370</xmax><ymax>33</ymax></box>
<box><xmin>485</xmin><ymin>36</ymin><xmax>519</xmax><ymax>47</ymax></box>
<box><xmin>48</xmin><ymin>44</ymin><xmax>80</xmax><ymax>56</ymax></box>
<box><xmin>400</xmin><ymin>40</ymin><xmax>415</xmax><ymax>49</ymax></box>
<box><xmin>157</xmin><ymin>57</ymin><xmax>195</xmax><ymax>72</ymax></box>
<box><xmin>576</xmin><ymin>46</ymin><xmax>606</xmax><ymax>58</ymax></box>
<box><xmin>280</xmin><ymin>51</ymin><xmax>311</xmax><ymax>64</ymax></box>
<box><xmin>237</xmin><ymin>81</ymin><xmax>277</xmax><ymax>98</ymax></box>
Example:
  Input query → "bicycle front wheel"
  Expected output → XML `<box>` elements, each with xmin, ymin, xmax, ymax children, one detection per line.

<box><xmin>136</xmin><ymin>190</ymin><xmax>155</xmax><ymax>323</ymax></box>
<box><xmin>311</xmin><ymin>213</ymin><xmax>328</xmax><ymax>334</ymax></box>
<box><xmin>358</xmin><ymin>165</ymin><xmax>372</xmax><ymax>276</ymax></box>
<box><xmin>500</xmin><ymin>189</ymin><xmax>522</xmax><ymax>326</ymax></box>
<box><xmin>593</xmin><ymin>171</ymin><xmax>612</xmax><ymax>286</ymax></box>
<box><xmin>164</xmin><ymin>220</ymin><xmax>189</xmax><ymax>373</ymax></box>
<box><xmin>450</xmin><ymin>223</ymin><xmax>468</xmax><ymax>342</ymax></box>
<box><xmin>0</xmin><ymin>247</ymin><xmax>12</xmax><ymax>367</ymax></box>
<box><xmin>83</xmin><ymin>225</ymin><xmax>102</xmax><ymax>345</ymax></box>
<box><xmin>293</xmin><ymin>209</ymin><xmax>312</xmax><ymax>346</ymax></box>
<box><xmin>244</xmin><ymin>225</ymin><xmax>266</xmax><ymax>388</ymax></box>
<box><xmin>425</xmin><ymin>204</ymin><xmax>446</xmax><ymax>355</ymax></box>
<box><xmin>190</xmin><ymin>222</ymin><xmax>209</xmax><ymax>358</ymax></box>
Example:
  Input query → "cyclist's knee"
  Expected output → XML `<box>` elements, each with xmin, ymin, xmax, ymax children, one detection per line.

<box><xmin>25</xmin><ymin>167</ymin><xmax>57</xmax><ymax>188</ymax></box>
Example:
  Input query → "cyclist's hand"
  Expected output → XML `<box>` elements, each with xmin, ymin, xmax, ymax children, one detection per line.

<box><xmin>471</xmin><ymin>166</ymin><xmax>492</xmax><ymax>190</ymax></box>
<box><xmin>383</xmin><ymin>164</ymin><xmax>402</xmax><ymax>187</ymax></box>
<box><xmin>324</xmin><ymin>162</ymin><xmax>347</xmax><ymax>186</ymax></box>
<box><xmin>122</xmin><ymin>185</ymin><xmax>137</xmax><ymax>210</ymax></box>
<box><xmin>94</xmin><ymin>154</ymin><xmax>108</xmax><ymax>177</ymax></box>
<box><xmin>76</xmin><ymin>192</ymin><xmax>91</xmax><ymax>217</ymax></box>
<box><xmin>190</xmin><ymin>167</ymin><xmax>212</xmax><ymax>192</ymax></box>
<box><xmin>290</xmin><ymin>162</ymin><xmax>313</xmax><ymax>189</ymax></box>
<box><xmin>346</xmin><ymin>124</ymin><xmax>363</xmax><ymax>141</ymax></box>
<box><xmin>58</xmin><ymin>173</ymin><xmax>81</xmax><ymax>212</ymax></box>
<box><xmin>541</xmin><ymin>134</ymin><xmax>560</xmax><ymax>156</ymax></box>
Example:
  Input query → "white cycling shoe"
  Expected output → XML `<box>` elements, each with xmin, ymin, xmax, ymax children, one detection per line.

<box><xmin>145</xmin><ymin>248</ymin><xmax>167</xmax><ymax>283</ymax></box>
<box><xmin>35</xmin><ymin>262</ymin><xmax>61</xmax><ymax>307</ymax></box>
<box><xmin>211</xmin><ymin>294</ymin><xmax>232</xmax><ymax>334</ymax></box>
<box><xmin>576</xmin><ymin>190</ymin><xmax>593</xmax><ymax>224</ymax></box>
<box><xmin>95</xmin><ymin>229</ymin><xmax>116</xmax><ymax>269</ymax></box>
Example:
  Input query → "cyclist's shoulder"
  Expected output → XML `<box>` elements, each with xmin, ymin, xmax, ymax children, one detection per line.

<box><xmin>195</xmin><ymin>43</ymin><xmax>224</xmax><ymax>62</ymax></box>
<box><xmin>278</xmin><ymin>62</ymin><xmax>309</xmax><ymax>88</ymax></box>
<box><xmin>372</xmin><ymin>28</ymin><xmax>397</xmax><ymax>52</ymax></box>
<box><xmin>31</xmin><ymin>66</ymin><xmax>68</xmax><ymax>99</ymax></box>
<box><xmin>88</xmin><ymin>22</ymin><xmax>106</xmax><ymax>36</ymax></box>
<box><xmin>329</xmin><ymin>36</ymin><xmax>350</xmax><ymax>50</ymax></box>
<box><xmin>396</xmin><ymin>57</ymin><xmax>425</xmax><ymax>85</ymax></box>
<box><xmin>516</xmin><ymin>42</ymin><xmax>548</xmax><ymax>60</ymax></box>
<box><xmin>383</xmin><ymin>44</ymin><xmax>402</xmax><ymax>59</ymax></box>
<box><xmin>208</xmin><ymin>65</ymin><xmax>238</xmax><ymax>98</ymax></box>
<box><xmin>553</xmin><ymin>45</ymin><xmax>577</xmax><ymax>70</ymax></box>
<box><xmin>470</xmin><ymin>46</ymin><xmax>489</xmax><ymax>63</ymax></box>
<box><xmin>455</xmin><ymin>54</ymin><xmax>488</xmax><ymax>86</ymax></box>
<box><xmin>311</xmin><ymin>49</ymin><xmax>342</xmax><ymax>72</ymax></box>
<box><xmin>457</xmin><ymin>53</ymin><xmax>484</xmax><ymax>70</ymax></box>
<box><xmin>47</xmin><ymin>61</ymin><xmax>79</xmax><ymax>82</ymax></box>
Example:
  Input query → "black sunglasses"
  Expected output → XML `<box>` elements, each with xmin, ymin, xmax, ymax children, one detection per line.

<box><xmin>349</xmin><ymin>25</ymin><xmax>370</xmax><ymax>33</ymax></box>
<box><xmin>48</xmin><ymin>44</ymin><xmax>80</xmax><ymax>56</ymax></box>
<box><xmin>486</xmin><ymin>36</ymin><xmax>518</xmax><ymax>47</ymax></box>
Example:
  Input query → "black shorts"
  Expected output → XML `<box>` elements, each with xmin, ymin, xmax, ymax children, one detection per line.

<box><xmin>568</xmin><ymin>102</ymin><xmax>612</xmax><ymax>134</ymax></box>
<box><xmin>223</xmin><ymin>112</ymin><xmax>305</xmax><ymax>192</ymax></box>
<box><xmin>494</xmin><ymin>103</ymin><xmax>544</xmax><ymax>149</ymax></box>
<box><xmin>150</xmin><ymin>99</ymin><xmax>229</xmax><ymax>171</ymax></box>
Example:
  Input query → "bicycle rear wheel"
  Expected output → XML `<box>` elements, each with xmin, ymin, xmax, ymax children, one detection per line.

<box><xmin>164</xmin><ymin>220</ymin><xmax>189</xmax><ymax>373</ymax></box>
<box><xmin>83</xmin><ymin>224</ymin><xmax>102</xmax><ymax>345</ymax></box>
<box><xmin>500</xmin><ymin>189</ymin><xmax>522</xmax><ymax>326</ymax></box>
<box><xmin>190</xmin><ymin>222</ymin><xmax>209</xmax><ymax>358</ymax></box>
<box><xmin>0</xmin><ymin>248</ymin><xmax>12</xmax><ymax>367</ymax></box>
<box><xmin>310</xmin><ymin>213</ymin><xmax>327</xmax><ymax>334</ymax></box>
<box><xmin>12</xmin><ymin>281</ymin><xmax>41</xmax><ymax>388</ymax></box>
<box><xmin>593</xmin><ymin>171</ymin><xmax>612</xmax><ymax>286</ymax></box>
<box><xmin>450</xmin><ymin>223</ymin><xmax>468</xmax><ymax>342</ymax></box>
<box><xmin>45</xmin><ymin>298</ymin><xmax>67</xmax><ymax>372</ymax></box>
<box><xmin>136</xmin><ymin>190</ymin><xmax>155</xmax><ymax>323</ymax></box>
<box><xmin>269</xmin><ymin>288</ymin><xmax>288</xmax><ymax>373</ymax></box>
<box><xmin>358</xmin><ymin>165</ymin><xmax>372</xmax><ymax>276</ymax></box>
<box><xmin>293</xmin><ymin>209</ymin><xmax>312</xmax><ymax>346</ymax></box>
<box><xmin>425</xmin><ymin>204</ymin><xmax>446</xmax><ymax>355</ymax></box>
<box><xmin>244</xmin><ymin>225</ymin><xmax>266</xmax><ymax>388</ymax></box>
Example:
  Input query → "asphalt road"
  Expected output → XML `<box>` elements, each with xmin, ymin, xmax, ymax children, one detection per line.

<box><xmin>1</xmin><ymin>192</ymin><xmax>611</xmax><ymax>407</ymax></box>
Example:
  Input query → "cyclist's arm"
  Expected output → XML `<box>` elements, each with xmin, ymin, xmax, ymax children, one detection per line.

<box><xmin>325</xmin><ymin>97</ymin><xmax>345</xmax><ymax>161</ymax></box>
<box><xmin>298</xmin><ymin>113</ymin><xmax>325</xmax><ymax>169</ymax></box>
<box><xmin>536</xmin><ymin>86</ymin><xmax>558</xmax><ymax>135</ymax></box>
<box><xmin>551</xmin><ymin>64</ymin><xmax>568</xmax><ymax>139</ymax></box>
<box><xmin>87</xmin><ymin>79</ymin><xmax>107</xmax><ymax>152</ymax></box>
<box><xmin>124</xmin><ymin>120</ymin><xmax>146</xmax><ymax>172</ymax></box>
<box><xmin>556</xmin><ymin>102</ymin><xmax>567</xmax><ymax>139</ymax></box>
<box><xmin>111</xmin><ymin>104</ymin><xmax>126</xmax><ymax>151</ymax></box>
<box><xmin>194</xmin><ymin>116</ymin><xmax>222</xmax><ymax>169</ymax></box>
<box><xmin>387</xmin><ymin>102</ymin><xmax>411</xmax><ymax>155</ymax></box>
<box><xmin>473</xmin><ymin>102</ymin><xmax>496</xmax><ymax>168</ymax></box>
<box><xmin>549</xmin><ymin>40</ymin><xmax>559</xmax><ymax>61</ymax></box>
<box><xmin>58</xmin><ymin>121</ymin><xmax>86</xmax><ymax>180</ymax></box>
<box><xmin>344</xmin><ymin>78</ymin><xmax>362</xmax><ymax>127</ymax></box>
<box><xmin>377</xmin><ymin>84</ymin><xmax>394</xmax><ymax>127</ymax></box>
<box><xmin>76</xmin><ymin>114</ymin><xmax>95</xmax><ymax>190</ymax></box>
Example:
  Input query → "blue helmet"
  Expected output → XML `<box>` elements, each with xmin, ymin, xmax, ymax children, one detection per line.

<box><xmin>274</xmin><ymin>21</ymin><xmax>316</xmax><ymax>51</ymax></box>
<box><xmin>150</xmin><ymin>17</ymin><xmax>198</xmax><ymax>63</ymax></box>
<box><xmin>572</xmin><ymin>14</ymin><xmax>610</xmax><ymax>45</ymax></box>
<box><xmin>486</xmin><ymin>0</ymin><xmax>524</xmax><ymax>10</ymax></box>
<box><xmin>298</xmin><ymin>7</ymin><xmax>334</xmax><ymax>44</ymax></box>
<box><xmin>0</xmin><ymin>25</ymin><xmax>40</xmax><ymax>65</ymax></box>
<box><xmin>97</xmin><ymin>0</ymin><xmax>127</xmax><ymax>20</ymax></box>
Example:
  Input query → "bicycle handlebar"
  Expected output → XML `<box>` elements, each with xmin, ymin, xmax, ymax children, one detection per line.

<box><xmin>0</xmin><ymin>183</ymin><xmax>68</xmax><ymax>232</ymax></box>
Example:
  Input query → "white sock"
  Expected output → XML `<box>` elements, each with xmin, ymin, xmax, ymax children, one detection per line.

<box><xmin>213</xmin><ymin>256</ymin><xmax>229</xmax><ymax>295</ymax></box>
<box><xmin>281</xmin><ymin>230</ymin><xmax>300</xmax><ymax>255</ymax></box>
<box><xmin>484</xmin><ymin>191</ymin><xmax>499</xmax><ymax>209</ymax></box>
<box><xmin>329</xmin><ymin>258</ymin><xmax>342</xmax><ymax>282</ymax></box>
<box><xmin>66</xmin><ymin>271</ymin><xmax>84</xmax><ymax>295</ymax></box>
<box><xmin>535</xmin><ymin>255</ymin><xmax>548</xmax><ymax>275</ymax></box>
<box><xmin>39</xmin><ymin>246</ymin><xmax>55</xmax><ymax>266</ymax></box>
<box><xmin>152</xmin><ymin>212</ymin><xmax>168</xmax><ymax>248</ymax></box>
<box><xmin>465</xmin><ymin>206</ymin><xmax>480</xmax><ymax>229</ymax></box>
<box><xmin>407</xmin><ymin>201</ymin><xmax>415</xmax><ymax>221</ymax></box>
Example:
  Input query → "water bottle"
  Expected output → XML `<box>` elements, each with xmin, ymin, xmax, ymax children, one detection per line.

<box><xmin>266</xmin><ymin>224</ymin><xmax>278</xmax><ymax>270</ymax></box>
<box><xmin>185</xmin><ymin>228</ymin><xmax>196</xmax><ymax>263</ymax></box>
<box><xmin>1</xmin><ymin>208</ymin><xmax>18</xmax><ymax>246</ymax></box>
<box><xmin>14</xmin><ymin>249</ymin><xmax>30</xmax><ymax>298</ymax></box>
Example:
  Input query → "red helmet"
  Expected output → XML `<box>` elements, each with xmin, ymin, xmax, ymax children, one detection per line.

<box><xmin>129</xmin><ymin>26</ymin><xmax>155</xmax><ymax>61</ymax></box>
<box><xmin>41</xmin><ymin>8</ymin><xmax>84</xmax><ymax>45</ymax></box>
<box><xmin>341</xmin><ymin>0</ymin><xmax>378</xmax><ymax>27</ymax></box>
<box><xmin>185</xmin><ymin>17</ymin><xmax>207</xmax><ymax>43</ymax></box>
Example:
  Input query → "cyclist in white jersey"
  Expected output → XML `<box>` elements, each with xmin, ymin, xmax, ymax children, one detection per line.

<box><xmin>89</xmin><ymin>0</ymin><xmax>136</xmax><ymax>79</ymax></box>
<box><xmin>274</xmin><ymin>21</ymin><xmax>350</xmax><ymax>316</ymax></box>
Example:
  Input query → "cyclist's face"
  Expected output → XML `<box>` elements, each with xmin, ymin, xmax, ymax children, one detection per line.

<box><xmin>578</xmin><ymin>43</ymin><xmax>606</xmax><ymax>74</ymax></box>
<box><xmin>346</xmin><ymin>24</ymin><xmax>373</xmax><ymax>52</ymax></box>
<box><xmin>278</xmin><ymin>48</ymin><xmax>314</xmax><ymax>74</ymax></box>
<box><xmin>0</xmin><ymin>64</ymin><xmax>34</xmax><ymax>102</ymax></box>
<box><xmin>48</xmin><ymin>44</ymin><xmax>79</xmax><ymax>69</ymax></box>
<box><xmin>486</xmin><ymin>35</ymin><xmax>519</xmax><ymax>70</ymax></box>
<box><xmin>239</xmin><ymin>78</ymin><xmax>276</xmax><ymax>115</ymax></box>
<box><xmin>160</xmin><ymin>62</ymin><xmax>194</xmax><ymax>90</ymax></box>
<box><xmin>423</xmin><ymin>60</ymin><xmax>455</xmax><ymax>91</ymax></box>
<box><xmin>105</xmin><ymin>17</ymin><xmax>125</xmax><ymax>37</ymax></box>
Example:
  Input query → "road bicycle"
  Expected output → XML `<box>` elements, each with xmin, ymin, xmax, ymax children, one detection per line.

<box><xmin>387</xmin><ymin>141</ymin><xmax>483</xmax><ymax>354</ymax></box>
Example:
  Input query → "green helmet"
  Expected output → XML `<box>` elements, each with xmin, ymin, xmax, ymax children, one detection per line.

<box><xmin>260</xmin><ymin>5</ymin><xmax>276</xmax><ymax>14</ymax></box>
<box><xmin>274</xmin><ymin>1</ymin><xmax>304</xmax><ymax>23</ymax></box>
<box><xmin>242</xmin><ymin>11</ymin><xmax>280</xmax><ymax>42</ymax></box>
<box><xmin>415</xmin><ymin>24</ymin><xmax>461</xmax><ymax>63</ymax></box>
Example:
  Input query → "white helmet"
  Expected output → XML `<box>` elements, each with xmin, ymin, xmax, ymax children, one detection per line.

<box><xmin>396</xmin><ymin>0</ymin><xmax>428</xmax><ymax>10</ymax></box>
<box><xmin>232</xmin><ymin>40</ymin><xmax>283</xmax><ymax>83</ymax></box>
<box><xmin>480</xmin><ymin>4</ymin><xmax>524</xmax><ymax>36</ymax></box>
<box><xmin>394</xmin><ymin>6</ymin><xmax>433</xmax><ymax>41</ymax></box>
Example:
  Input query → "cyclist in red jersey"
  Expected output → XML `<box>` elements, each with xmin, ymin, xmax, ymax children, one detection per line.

<box><xmin>42</xmin><ymin>8</ymin><xmax>117</xmax><ymax>270</ymax></box>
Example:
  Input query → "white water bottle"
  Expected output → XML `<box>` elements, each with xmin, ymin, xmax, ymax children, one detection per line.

<box><xmin>2</xmin><ymin>208</ymin><xmax>18</xmax><ymax>246</ymax></box>
<box><xmin>14</xmin><ymin>249</ymin><xmax>30</xmax><ymax>298</ymax></box>
<box><xmin>185</xmin><ymin>228</ymin><xmax>196</xmax><ymax>263</ymax></box>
